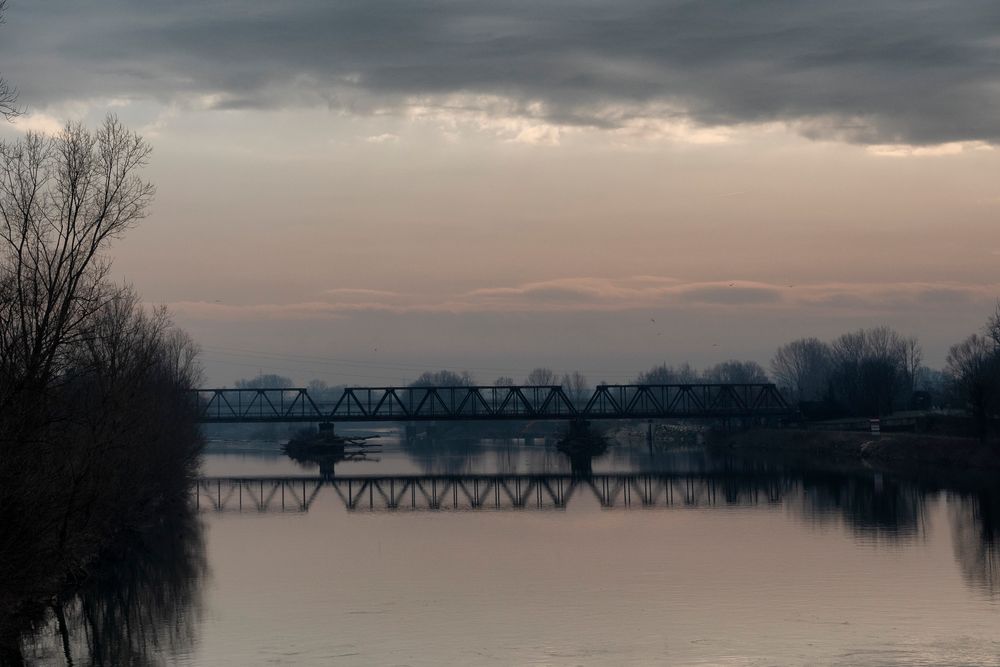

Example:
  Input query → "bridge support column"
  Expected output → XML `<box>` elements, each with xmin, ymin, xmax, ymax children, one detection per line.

<box><xmin>646</xmin><ymin>419</ymin><xmax>654</xmax><ymax>445</ymax></box>
<box><xmin>318</xmin><ymin>422</ymin><xmax>335</xmax><ymax>434</ymax></box>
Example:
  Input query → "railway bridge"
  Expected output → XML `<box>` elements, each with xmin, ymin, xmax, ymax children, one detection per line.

<box><xmin>192</xmin><ymin>383</ymin><xmax>790</xmax><ymax>424</ymax></box>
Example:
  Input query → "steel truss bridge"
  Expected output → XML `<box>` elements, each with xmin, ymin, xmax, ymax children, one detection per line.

<box><xmin>194</xmin><ymin>472</ymin><xmax>794</xmax><ymax>514</ymax></box>
<box><xmin>192</xmin><ymin>383</ymin><xmax>789</xmax><ymax>424</ymax></box>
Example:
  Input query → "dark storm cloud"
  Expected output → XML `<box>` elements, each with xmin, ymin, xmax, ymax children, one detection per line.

<box><xmin>4</xmin><ymin>0</ymin><xmax>1000</xmax><ymax>144</ymax></box>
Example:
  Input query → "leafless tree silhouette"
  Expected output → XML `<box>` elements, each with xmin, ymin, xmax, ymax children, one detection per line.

<box><xmin>525</xmin><ymin>367</ymin><xmax>558</xmax><ymax>385</ymax></box>
<box><xmin>771</xmin><ymin>337</ymin><xmax>832</xmax><ymax>403</ymax></box>
<box><xmin>946</xmin><ymin>333</ymin><xmax>999</xmax><ymax>442</ymax></box>
<box><xmin>0</xmin><ymin>2</ymin><xmax>20</xmax><ymax>120</ymax></box>
<box><xmin>704</xmin><ymin>359</ymin><xmax>768</xmax><ymax>384</ymax></box>
<box><xmin>560</xmin><ymin>371</ymin><xmax>589</xmax><ymax>404</ymax></box>
<box><xmin>0</xmin><ymin>116</ymin><xmax>155</xmax><ymax>409</ymax></box>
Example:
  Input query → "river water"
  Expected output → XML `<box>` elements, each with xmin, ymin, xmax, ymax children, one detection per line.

<box><xmin>20</xmin><ymin>432</ymin><xmax>1000</xmax><ymax>666</ymax></box>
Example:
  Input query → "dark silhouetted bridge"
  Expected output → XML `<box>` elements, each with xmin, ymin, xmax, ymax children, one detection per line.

<box><xmin>192</xmin><ymin>383</ymin><xmax>790</xmax><ymax>424</ymax></box>
<box><xmin>194</xmin><ymin>472</ymin><xmax>794</xmax><ymax>513</ymax></box>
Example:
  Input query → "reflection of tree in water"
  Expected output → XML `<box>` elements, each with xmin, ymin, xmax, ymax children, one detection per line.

<box><xmin>400</xmin><ymin>432</ymin><xmax>929</xmax><ymax>542</ymax></box>
<box><xmin>950</xmin><ymin>488</ymin><xmax>1000</xmax><ymax>596</ymax></box>
<box><xmin>792</xmin><ymin>471</ymin><xmax>929</xmax><ymax>540</ymax></box>
<box><xmin>20</xmin><ymin>500</ymin><xmax>206</xmax><ymax>666</ymax></box>
<box><xmin>556</xmin><ymin>422</ymin><xmax>609</xmax><ymax>476</ymax></box>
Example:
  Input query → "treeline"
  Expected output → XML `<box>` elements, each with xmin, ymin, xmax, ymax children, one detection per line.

<box><xmin>228</xmin><ymin>311</ymin><xmax>999</xmax><ymax>441</ymax></box>
<box><xmin>944</xmin><ymin>307</ymin><xmax>1000</xmax><ymax>440</ymax></box>
<box><xmin>770</xmin><ymin>315</ymin><xmax>1000</xmax><ymax>440</ymax></box>
<box><xmin>0</xmin><ymin>119</ymin><xmax>202</xmax><ymax>629</ymax></box>
<box><xmin>770</xmin><ymin>326</ymin><xmax>926</xmax><ymax>418</ymax></box>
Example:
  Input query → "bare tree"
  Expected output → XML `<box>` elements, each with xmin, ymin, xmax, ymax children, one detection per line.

<box><xmin>410</xmin><ymin>369</ymin><xmax>474</xmax><ymax>387</ymax></box>
<box><xmin>560</xmin><ymin>371</ymin><xmax>589</xmax><ymax>404</ymax></box>
<box><xmin>770</xmin><ymin>337</ymin><xmax>832</xmax><ymax>403</ymax></box>
<box><xmin>234</xmin><ymin>374</ymin><xmax>294</xmax><ymax>389</ymax></box>
<box><xmin>986</xmin><ymin>300</ymin><xmax>1000</xmax><ymax>349</ymax></box>
<box><xmin>703</xmin><ymin>360</ymin><xmax>768</xmax><ymax>384</ymax></box>
<box><xmin>493</xmin><ymin>375</ymin><xmax>515</xmax><ymax>386</ymax></box>
<box><xmin>525</xmin><ymin>367</ymin><xmax>558</xmax><ymax>385</ymax></box>
<box><xmin>901</xmin><ymin>336</ymin><xmax>923</xmax><ymax>397</ymax></box>
<box><xmin>830</xmin><ymin>327</ymin><xmax>909</xmax><ymax>416</ymax></box>
<box><xmin>0</xmin><ymin>113</ymin><xmax>209</xmax><ymax>631</ymax></box>
<box><xmin>0</xmin><ymin>2</ymin><xmax>20</xmax><ymax>120</ymax></box>
<box><xmin>635</xmin><ymin>362</ymin><xmax>700</xmax><ymax>384</ymax></box>
<box><xmin>946</xmin><ymin>334</ymin><xmax>1000</xmax><ymax>442</ymax></box>
<box><xmin>0</xmin><ymin>116</ymin><xmax>154</xmax><ymax>413</ymax></box>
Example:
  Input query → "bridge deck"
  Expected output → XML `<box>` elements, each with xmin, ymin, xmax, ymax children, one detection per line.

<box><xmin>192</xmin><ymin>383</ymin><xmax>790</xmax><ymax>423</ymax></box>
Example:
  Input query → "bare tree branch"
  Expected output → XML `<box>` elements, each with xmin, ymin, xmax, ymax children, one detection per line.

<box><xmin>0</xmin><ymin>0</ymin><xmax>21</xmax><ymax>120</ymax></box>
<box><xmin>0</xmin><ymin>115</ymin><xmax>154</xmax><ymax>405</ymax></box>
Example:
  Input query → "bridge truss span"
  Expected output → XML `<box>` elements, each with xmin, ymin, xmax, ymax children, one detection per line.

<box><xmin>192</xmin><ymin>383</ymin><xmax>790</xmax><ymax>423</ymax></box>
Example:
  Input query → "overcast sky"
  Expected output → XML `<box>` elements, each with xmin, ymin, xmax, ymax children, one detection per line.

<box><xmin>2</xmin><ymin>1</ymin><xmax>999</xmax><ymax>384</ymax></box>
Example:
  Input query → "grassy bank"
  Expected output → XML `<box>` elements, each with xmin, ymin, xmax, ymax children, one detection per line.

<box><xmin>708</xmin><ymin>429</ymin><xmax>1000</xmax><ymax>472</ymax></box>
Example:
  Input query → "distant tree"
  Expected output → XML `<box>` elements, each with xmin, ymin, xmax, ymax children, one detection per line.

<box><xmin>306</xmin><ymin>379</ymin><xmax>345</xmax><ymax>403</ymax></box>
<box><xmin>234</xmin><ymin>374</ymin><xmax>294</xmax><ymax>389</ymax></box>
<box><xmin>915</xmin><ymin>366</ymin><xmax>947</xmax><ymax>393</ymax></box>
<box><xmin>525</xmin><ymin>367</ymin><xmax>558</xmax><ymax>385</ymax></box>
<box><xmin>770</xmin><ymin>337</ymin><xmax>832</xmax><ymax>403</ymax></box>
<box><xmin>901</xmin><ymin>336</ymin><xmax>923</xmax><ymax>397</ymax></box>
<box><xmin>913</xmin><ymin>366</ymin><xmax>949</xmax><ymax>407</ymax></box>
<box><xmin>0</xmin><ymin>2</ymin><xmax>19</xmax><ymax>121</ymax></box>
<box><xmin>560</xmin><ymin>371</ymin><xmax>590</xmax><ymax>404</ymax></box>
<box><xmin>493</xmin><ymin>376</ymin><xmax>515</xmax><ymax>386</ymax></box>
<box><xmin>986</xmin><ymin>300</ymin><xmax>1000</xmax><ymax>349</ymax></box>
<box><xmin>635</xmin><ymin>363</ymin><xmax>700</xmax><ymax>384</ymax></box>
<box><xmin>829</xmin><ymin>327</ymin><xmax>909</xmax><ymax>416</ymax></box>
<box><xmin>636</xmin><ymin>364</ymin><xmax>671</xmax><ymax>384</ymax></box>
<box><xmin>703</xmin><ymin>360</ymin><xmax>768</xmax><ymax>384</ymax></box>
<box><xmin>409</xmin><ymin>369</ymin><xmax>474</xmax><ymax>387</ymax></box>
<box><xmin>307</xmin><ymin>379</ymin><xmax>329</xmax><ymax>394</ymax></box>
<box><xmin>946</xmin><ymin>334</ymin><xmax>1000</xmax><ymax>442</ymax></box>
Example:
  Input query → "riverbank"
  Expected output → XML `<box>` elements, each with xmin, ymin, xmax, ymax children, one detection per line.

<box><xmin>707</xmin><ymin>429</ymin><xmax>1000</xmax><ymax>473</ymax></box>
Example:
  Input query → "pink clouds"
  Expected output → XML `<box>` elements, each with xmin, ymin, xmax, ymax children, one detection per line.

<box><xmin>164</xmin><ymin>277</ymin><xmax>999</xmax><ymax>321</ymax></box>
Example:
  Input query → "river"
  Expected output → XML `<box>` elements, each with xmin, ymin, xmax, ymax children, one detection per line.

<box><xmin>18</xmin><ymin>431</ymin><xmax>1000</xmax><ymax>666</ymax></box>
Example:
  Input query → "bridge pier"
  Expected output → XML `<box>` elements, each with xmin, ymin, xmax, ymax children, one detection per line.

<box><xmin>557</xmin><ymin>419</ymin><xmax>608</xmax><ymax>476</ymax></box>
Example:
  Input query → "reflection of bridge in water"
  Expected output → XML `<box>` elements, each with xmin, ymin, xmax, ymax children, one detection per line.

<box><xmin>195</xmin><ymin>472</ymin><xmax>793</xmax><ymax>513</ymax></box>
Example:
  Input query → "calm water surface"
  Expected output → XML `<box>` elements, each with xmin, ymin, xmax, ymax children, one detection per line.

<box><xmin>25</xmin><ymin>433</ymin><xmax>1000</xmax><ymax>665</ymax></box>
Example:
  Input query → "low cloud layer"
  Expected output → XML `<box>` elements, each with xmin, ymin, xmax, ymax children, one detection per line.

<box><xmin>167</xmin><ymin>277</ymin><xmax>1000</xmax><ymax>321</ymax></box>
<box><xmin>5</xmin><ymin>1</ymin><xmax>1000</xmax><ymax>145</ymax></box>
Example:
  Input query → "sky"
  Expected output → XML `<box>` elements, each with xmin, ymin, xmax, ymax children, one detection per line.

<box><xmin>1</xmin><ymin>0</ymin><xmax>999</xmax><ymax>385</ymax></box>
